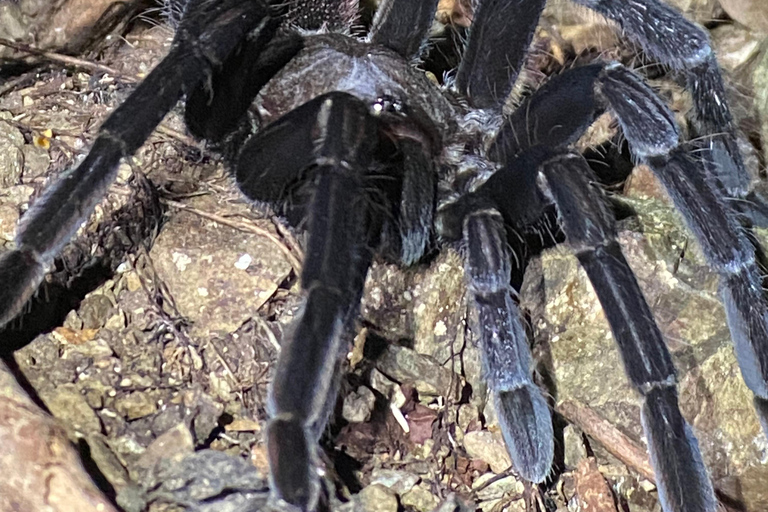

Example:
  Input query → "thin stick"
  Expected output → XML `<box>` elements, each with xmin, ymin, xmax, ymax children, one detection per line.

<box><xmin>0</xmin><ymin>38</ymin><xmax>136</xmax><ymax>82</ymax></box>
<box><xmin>557</xmin><ymin>400</ymin><xmax>656</xmax><ymax>482</ymax></box>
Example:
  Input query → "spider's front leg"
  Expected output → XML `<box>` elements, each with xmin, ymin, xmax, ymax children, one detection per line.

<box><xmin>0</xmin><ymin>0</ymin><xmax>288</xmax><ymax>328</ymax></box>
<box><xmin>234</xmin><ymin>92</ymin><xmax>406</xmax><ymax>512</ymax></box>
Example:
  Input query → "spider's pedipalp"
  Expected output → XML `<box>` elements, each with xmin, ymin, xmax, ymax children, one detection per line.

<box><xmin>455</xmin><ymin>0</ymin><xmax>546</xmax><ymax>109</ymax></box>
<box><xmin>369</xmin><ymin>0</ymin><xmax>441</xmax><ymax>60</ymax></box>
<box><xmin>386</xmin><ymin>137</ymin><xmax>436</xmax><ymax>265</ymax></box>
<box><xmin>538</xmin><ymin>153</ymin><xmax>716</xmax><ymax>512</ymax></box>
<box><xmin>0</xmin><ymin>0</ymin><xmax>278</xmax><ymax>328</ymax></box>
<box><xmin>461</xmin><ymin>210</ymin><xmax>554</xmax><ymax>482</ymax></box>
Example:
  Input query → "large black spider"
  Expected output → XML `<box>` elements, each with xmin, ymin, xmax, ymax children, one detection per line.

<box><xmin>1</xmin><ymin>0</ymin><xmax>767</xmax><ymax>511</ymax></box>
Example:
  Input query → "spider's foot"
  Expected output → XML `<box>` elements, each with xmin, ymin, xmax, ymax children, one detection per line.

<box><xmin>266</xmin><ymin>416</ymin><xmax>320</xmax><ymax>512</ymax></box>
<box><xmin>0</xmin><ymin>248</ymin><xmax>47</xmax><ymax>328</ymax></box>
<box><xmin>642</xmin><ymin>387</ymin><xmax>716</xmax><ymax>512</ymax></box>
<box><xmin>494</xmin><ymin>384</ymin><xmax>554</xmax><ymax>483</ymax></box>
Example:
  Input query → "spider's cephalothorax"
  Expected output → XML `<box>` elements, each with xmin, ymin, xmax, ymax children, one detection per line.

<box><xmin>1</xmin><ymin>1</ymin><xmax>767</xmax><ymax>511</ymax></box>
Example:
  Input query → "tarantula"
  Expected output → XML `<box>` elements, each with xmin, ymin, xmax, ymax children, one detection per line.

<box><xmin>1</xmin><ymin>0</ymin><xmax>767</xmax><ymax>510</ymax></box>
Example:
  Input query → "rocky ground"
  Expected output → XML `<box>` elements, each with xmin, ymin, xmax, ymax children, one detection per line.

<box><xmin>0</xmin><ymin>1</ymin><xmax>767</xmax><ymax>512</ymax></box>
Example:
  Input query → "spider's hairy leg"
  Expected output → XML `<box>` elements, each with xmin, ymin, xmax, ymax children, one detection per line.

<box><xmin>488</xmin><ymin>64</ymin><xmax>606</xmax><ymax>161</ymax></box>
<box><xmin>369</xmin><ymin>0</ymin><xmax>441</xmax><ymax>60</ymax></box>
<box><xmin>573</xmin><ymin>0</ymin><xmax>765</xmax><ymax>217</ymax></box>
<box><xmin>183</xmin><ymin>31</ymin><xmax>304</xmax><ymax>146</ymax></box>
<box><xmin>236</xmin><ymin>92</ymin><xmax>383</xmax><ymax>512</ymax></box>
<box><xmin>465</xmin><ymin>210</ymin><xmax>554</xmax><ymax>482</ymax></box>
<box><xmin>437</xmin><ymin>194</ymin><xmax>554</xmax><ymax>483</ymax></box>
<box><xmin>539</xmin><ymin>152</ymin><xmax>716</xmax><ymax>512</ymax></box>
<box><xmin>600</xmin><ymin>64</ymin><xmax>768</xmax><ymax>432</ymax></box>
<box><xmin>455</xmin><ymin>0</ymin><xmax>546</xmax><ymax>109</ymax></box>
<box><xmin>0</xmin><ymin>0</ymin><xmax>279</xmax><ymax>328</ymax></box>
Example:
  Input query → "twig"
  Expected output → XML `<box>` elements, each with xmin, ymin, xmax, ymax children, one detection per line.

<box><xmin>0</xmin><ymin>38</ymin><xmax>136</xmax><ymax>82</ymax></box>
<box><xmin>557</xmin><ymin>400</ymin><xmax>655</xmax><ymax>481</ymax></box>
<box><xmin>161</xmin><ymin>198</ymin><xmax>303</xmax><ymax>274</ymax></box>
<box><xmin>557</xmin><ymin>400</ymin><xmax>737</xmax><ymax>510</ymax></box>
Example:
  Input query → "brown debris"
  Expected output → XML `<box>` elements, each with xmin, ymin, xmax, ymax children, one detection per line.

<box><xmin>573</xmin><ymin>458</ymin><xmax>619</xmax><ymax>512</ymax></box>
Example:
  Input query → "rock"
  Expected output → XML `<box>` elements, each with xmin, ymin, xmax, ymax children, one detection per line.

<box><xmin>85</xmin><ymin>433</ymin><xmax>131</xmax><ymax>490</ymax></box>
<box><xmin>370</xmin><ymin>368</ymin><xmax>407</xmax><ymax>408</ymax></box>
<box><xmin>150</xmin><ymin>195</ymin><xmax>292</xmax><ymax>338</ymax></box>
<box><xmin>140</xmin><ymin>450</ymin><xmax>268</xmax><ymax>512</ymax></box>
<box><xmin>362</xmin><ymin>250</ymin><xmax>469</xmax><ymax>385</ymax></box>
<box><xmin>664</xmin><ymin>0</ymin><xmax>721</xmax><ymax>24</ymax></box>
<box><xmin>113</xmin><ymin>391</ymin><xmax>158</xmax><ymax>420</ymax></box>
<box><xmin>563</xmin><ymin>424</ymin><xmax>588</xmax><ymax>469</ymax></box>
<box><xmin>133</xmin><ymin>423</ymin><xmax>194</xmax><ymax>480</ymax></box>
<box><xmin>375</xmin><ymin>344</ymin><xmax>461</xmax><ymax>399</ymax></box>
<box><xmin>472</xmin><ymin>473</ymin><xmax>524</xmax><ymax>502</ymax></box>
<box><xmin>369</xmin><ymin>468</ymin><xmax>420</xmax><ymax>495</ymax></box>
<box><xmin>343</xmin><ymin>386</ymin><xmax>376</xmax><ymax>423</ymax></box>
<box><xmin>78</xmin><ymin>293</ymin><xmax>115</xmax><ymax>329</ymax></box>
<box><xmin>400</xmin><ymin>482</ymin><xmax>440</xmax><ymax>512</ymax></box>
<box><xmin>756</xmin><ymin>40</ymin><xmax>768</xmax><ymax>166</ymax></box>
<box><xmin>719</xmin><ymin>0</ymin><xmax>768</xmax><ymax>33</ymax></box>
<box><xmin>430</xmin><ymin>495</ymin><xmax>474</xmax><ymax>512</ymax></box>
<box><xmin>463</xmin><ymin>430</ymin><xmax>512</xmax><ymax>474</ymax></box>
<box><xmin>710</xmin><ymin>23</ymin><xmax>762</xmax><ymax>73</ymax></box>
<box><xmin>0</xmin><ymin>118</ymin><xmax>24</xmax><ymax>188</ymax></box>
<box><xmin>0</xmin><ymin>361</ymin><xmax>119</xmax><ymax>512</ymax></box>
<box><xmin>38</xmin><ymin>383</ymin><xmax>102</xmax><ymax>436</ymax></box>
<box><xmin>354</xmin><ymin>484</ymin><xmax>399</xmax><ymax>512</ymax></box>
<box><xmin>573</xmin><ymin>458</ymin><xmax>618</xmax><ymax>512</ymax></box>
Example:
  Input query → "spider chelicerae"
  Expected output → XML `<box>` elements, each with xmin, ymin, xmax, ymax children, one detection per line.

<box><xmin>1</xmin><ymin>0</ymin><xmax>767</xmax><ymax>511</ymax></box>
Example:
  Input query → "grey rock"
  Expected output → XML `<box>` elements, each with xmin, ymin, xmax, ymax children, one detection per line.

<box><xmin>143</xmin><ymin>450</ymin><xmax>269</xmax><ymax>511</ymax></box>
<box><xmin>38</xmin><ymin>383</ymin><xmax>102</xmax><ymax>436</ymax></box>
<box><xmin>369</xmin><ymin>468</ymin><xmax>420</xmax><ymax>495</ymax></box>
<box><xmin>370</xmin><ymin>368</ymin><xmax>406</xmax><ymax>408</ymax></box>
<box><xmin>342</xmin><ymin>386</ymin><xmax>376</xmax><ymax>423</ymax></box>
<box><xmin>463</xmin><ymin>431</ymin><xmax>511</xmax><ymax>474</ymax></box>
<box><xmin>375</xmin><ymin>344</ymin><xmax>461</xmax><ymax>399</ymax></box>
<box><xmin>150</xmin><ymin>195</ymin><xmax>292</xmax><ymax>338</ymax></box>
<box><xmin>0</xmin><ymin>119</ymin><xmax>24</xmax><ymax>188</ymax></box>
<box><xmin>21</xmin><ymin>144</ymin><xmax>51</xmax><ymax>181</ymax></box>
<box><xmin>86</xmin><ymin>433</ymin><xmax>131</xmax><ymax>489</ymax></box>
<box><xmin>133</xmin><ymin>423</ymin><xmax>195</xmax><ymax>481</ymax></box>
<box><xmin>563</xmin><ymin>425</ymin><xmax>587</xmax><ymax>470</ymax></box>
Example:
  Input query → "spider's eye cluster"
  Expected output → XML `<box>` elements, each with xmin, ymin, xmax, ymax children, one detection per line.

<box><xmin>371</xmin><ymin>96</ymin><xmax>407</xmax><ymax>117</ymax></box>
